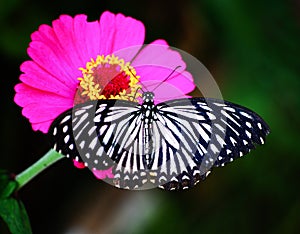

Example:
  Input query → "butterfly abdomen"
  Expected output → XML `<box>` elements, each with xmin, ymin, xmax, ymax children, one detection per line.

<box><xmin>141</xmin><ymin>96</ymin><xmax>156</xmax><ymax>169</ymax></box>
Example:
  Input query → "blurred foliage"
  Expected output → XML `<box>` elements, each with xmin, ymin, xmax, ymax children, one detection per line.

<box><xmin>0</xmin><ymin>0</ymin><xmax>300</xmax><ymax>233</ymax></box>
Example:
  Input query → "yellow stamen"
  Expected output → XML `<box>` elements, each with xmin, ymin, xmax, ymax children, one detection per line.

<box><xmin>77</xmin><ymin>54</ymin><xmax>141</xmax><ymax>102</ymax></box>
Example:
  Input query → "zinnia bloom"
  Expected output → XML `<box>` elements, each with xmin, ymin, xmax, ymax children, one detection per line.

<box><xmin>14</xmin><ymin>11</ymin><xmax>195</xmax><ymax>179</ymax></box>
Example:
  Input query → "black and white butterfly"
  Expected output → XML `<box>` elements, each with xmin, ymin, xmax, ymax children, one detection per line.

<box><xmin>49</xmin><ymin>92</ymin><xmax>270</xmax><ymax>191</ymax></box>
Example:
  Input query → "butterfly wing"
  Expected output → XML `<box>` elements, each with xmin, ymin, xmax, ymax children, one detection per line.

<box><xmin>49</xmin><ymin>100</ymin><xmax>140</xmax><ymax>168</ymax></box>
<box><xmin>151</xmin><ymin>97</ymin><xmax>270</xmax><ymax>190</ymax></box>
<box><xmin>49</xmin><ymin>97</ymin><xmax>270</xmax><ymax>191</ymax></box>
<box><xmin>49</xmin><ymin>100</ymin><xmax>152</xmax><ymax>189</ymax></box>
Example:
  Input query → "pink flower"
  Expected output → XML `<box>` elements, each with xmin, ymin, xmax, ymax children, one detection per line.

<box><xmin>14</xmin><ymin>11</ymin><xmax>195</xmax><ymax>179</ymax></box>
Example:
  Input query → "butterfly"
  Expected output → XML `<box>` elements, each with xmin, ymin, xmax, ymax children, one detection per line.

<box><xmin>49</xmin><ymin>91</ymin><xmax>270</xmax><ymax>191</ymax></box>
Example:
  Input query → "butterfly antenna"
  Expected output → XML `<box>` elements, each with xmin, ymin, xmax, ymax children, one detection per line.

<box><xmin>151</xmin><ymin>66</ymin><xmax>182</xmax><ymax>92</ymax></box>
<box><xmin>131</xmin><ymin>86</ymin><xmax>142</xmax><ymax>101</ymax></box>
<box><xmin>127</xmin><ymin>66</ymin><xmax>148</xmax><ymax>93</ymax></box>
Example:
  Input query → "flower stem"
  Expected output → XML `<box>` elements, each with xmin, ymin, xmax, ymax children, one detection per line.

<box><xmin>15</xmin><ymin>149</ymin><xmax>64</xmax><ymax>190</ymax></box>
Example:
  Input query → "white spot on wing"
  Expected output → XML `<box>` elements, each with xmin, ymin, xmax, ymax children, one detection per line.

<box><xmin>89</xmin><ymin>137</ymin><xmax>98</xmax><ymax>150</ymax></box>
<box><xmin>88</xmin><ymin>126</ymin><xmax>97</xmax><ymax>136</ymax></box>
<box><xmin>216</xmin><ymin>134</ymin><xmax>226</xmax><ymax>146</ymax></box>
<box><xmin>171</xmin><ymin>176</ymin><xmax>178</xmax><ymax>182</ymax></box>
<box><xmin>245</xmin><ymin>130</ymin><xmax>251</xmax><ymax>138</ymax></box>
<box><xmin>224</xmin><ymin>106</ymin><xmax>236</xmax><ymax>112</ymax></box>
<box><xmin>240</xmin><ymin>111</ymin><xmax>253</xmax><ymax>119</ymax></box>
<box><xmin>246</xmin><ymin>122</ymin><xmax>252</xmax><ymax>128</ymax></box>
<box><xmin>63</xmin><ymin>125</ymin><xmax>68</xmax><ymax>133</ymax></box>
<box><xmin>96</xmin><ymin>146</ymin><xmax>104</xmax><ymax>156</ymax></box>
<box><xmin>200</xmin><ymin>105</ymin><xmax>212</xmax><ymax>111</ymax></box>
<box><xmin>75</xmin><ymin>109</ymin><xmax>85</xmax><ymax>116</ymax></box>
<box><xmin>214</xmin><ymin>123</ymin><xmax>226</xmax><ymax>133</ymax></box>
<box><xmin>96</xmin><ymin>104</ymin><xmax>107</xmax><ymax>114</ymax></box>
<box><xmin>99</xmin><ymin>125</ymin><xmax>108</xmax><ymax>135</ymax></box>
<box><xmin>207</xmin><ymin>112</ymin><xmax>216</xmax><ymax>120</ymax></box>
<box><xmin>230</xmin><ymin>137</ymin><xmax>237</xmax><ymax>145</ymax></box>
<box><xmin>94</xmin><ymin>114</ymin><xmax>101</xmax><ymax>123</ymax></box>
<box><xmin>193</xmin><ymin>169</ymin><xmax>200</xmax><ymax>176</ymax></box>
<box><xmin>258</xmin><ymin>122</ymin><xmax>262</xmax><ymax>130</ymax></box>
<box><xmin>79</xmin><ymin>141</ymin><xmax>85</xmax><ymax>149</ymax></box>
<box><xmin>60</xmin><ymin>115</ymin><xmax>71</xmax><ymax>124</ymax></box>
<box><xmin>210</xmin><ymin>144</ymin><xmax>219</xmax><ymax>154</ymax></box>
<box><xmin>64</xmin><ymin>135</ymin><xmax>70</xmax><ymax>144</ymax></box>
<box><xmin>202</xmin><ymin>123</ymin><xmax>211</xmax><ymax>132</ymax></box>
<box><xmin>214</xmin><ymin>102</ymin><xmax>226</xmax><ymax>107</ymax></box>
<box><xmin>53</xmin><ymin>127</ymin><xmax>57</xmax><ymax>136</ymax></box>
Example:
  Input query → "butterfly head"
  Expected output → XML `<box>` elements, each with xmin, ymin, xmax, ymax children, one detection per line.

<box><xmin>142</xmin><ymin>92</ymin><xmax>155</xmax><ymax>103</ymax></box>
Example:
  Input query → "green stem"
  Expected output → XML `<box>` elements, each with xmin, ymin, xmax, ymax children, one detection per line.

<box><xmin>15</xmin><ymin>149</ymin><xmax>64</xmax><ymax>190</ymax></box>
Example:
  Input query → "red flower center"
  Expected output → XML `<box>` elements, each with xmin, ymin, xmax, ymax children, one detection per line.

<box><xmin>92</xmin><ymin>64</ymin><xmax>130</xmax><ymax>97</ymax></box>
<box><xmin>74</xmin><ymin>54</ymin><xmax>141</xmax><ymax>105</ymax></box>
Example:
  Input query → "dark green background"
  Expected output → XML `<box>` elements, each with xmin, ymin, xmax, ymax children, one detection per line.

<box><xmin>1</xmin><ymin>0</ymin><xmax>299</xmax><ymax>233</ymax></box>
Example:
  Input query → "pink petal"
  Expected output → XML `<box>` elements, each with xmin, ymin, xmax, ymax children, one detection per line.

<box><xmin>52</xmin><ymin>15</ymin><xmax>85</xmax><ymax>65</ymax></box>
<box><xmin>20</xmin><ymin>61</ymin><xmax>75</xmax><ymax>96</ymax></box>
<box><xmin>138</xmin><ymin>70</ymin><xmax>194</xmax><ymax>102</ymax></box>
<box><xmin>132</xmin><ymin>40</ymin><xmax>187</xmax><ymax>70</ymax></box>
<box><xmin>17</xmin><ymin>14</ymin><xmax>102</xmax><ymax>133</ymax></box>
<box><xmin>31</xmin><ymin>121</ymin><xmax>51</xmax><ymax>133</ymax></box>
<box><xmin>73</xmin><ymin>160</ymin><xmax>85</xmax><ymax>169</ymax></box>
<box><xmin>22</xmin><ymin>103</ymin><xmax>70</xmax><ymax>124</ymax></box>
<box><xmin>22</xmin><ymin>104</ymin><xmax>70</xmax><ymax>122</ymax></box>
<box><xmin>29</xmin><ymin>20</ymin><xmax>81</xmax><ymax>85</ymax></box>
<box><xmin>92</xmin><ymin>167</ymin><xmax>114</xmax><ymax>179</ymax></box>
<box><xmin>14</xmin><ymin>83</ymin><xmax>74</xmax><ymax>107</ymax></box>
<box><xmin>73</xmin><ymin>14</ymin><xmax>101</xmax><ymax>62</ymax></box>
<box><xmin>99</xmin><ymin>11</ymin><xmax>145</xmax><ymax>61</ymax></box>
<box><xmin>132</xmin><ymin>41</ymin><xmax>195</xmax><ymax>101</ymax></box>
<box><xmin>14</xmin><ymin>84</ymin><xmax>73</xmax><ymax>132</ymax></box>
<box><xmin>27</xmin><ymin>14</ymin><xmax>101</xmax><ymax>86</ymax></box>
<box><xmin>138</xmin><ymin>67</ymin><xmax>194</xmax><ymax>92</ymax></box>
<box><xmin>27</xmin><ymin>40</ymin><xmax>80</xmax><ymax>87</ymax></box>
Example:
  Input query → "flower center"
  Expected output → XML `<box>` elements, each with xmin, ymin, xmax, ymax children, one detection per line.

<box><xmin>74</xmin><ymin>54</ymin><xmax>141</xmax><ymax>105</ymax></box>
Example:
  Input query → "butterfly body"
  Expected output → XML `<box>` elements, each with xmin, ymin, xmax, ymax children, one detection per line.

<box><xmin>50</xmin><ymin>93</ymin><xmax>270</xmax><ymax>190</ymax></box>
<box><xmin>140</xmin><ymin>92</ymin><xmax>156</xmax><ymax>168</ymax></box>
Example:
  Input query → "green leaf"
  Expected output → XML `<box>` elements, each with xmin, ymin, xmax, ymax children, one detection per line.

<box><xmin>0</xmin><ymin>198</ymin><xmax>32</xmax><ymax>234</ymax></box>
<box><xmin>0</xmin><ymin>170</ymin><xmax>17</xmax><ymax>199</ymax></box>
<box><xmin>0</xmin><ymin>170</ymin><xmax>32</xmax><ymax>233</ymax></box>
